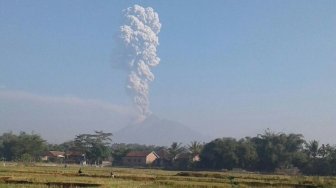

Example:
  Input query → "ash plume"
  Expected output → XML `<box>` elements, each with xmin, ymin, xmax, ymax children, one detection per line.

<box><xmin>114</xmin><ymin>5</ymin><xmax>161</xmax><ymax>122</ymax></box>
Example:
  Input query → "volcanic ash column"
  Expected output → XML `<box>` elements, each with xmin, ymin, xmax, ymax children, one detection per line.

<box><xmin>115</xmin><ymin>5</ymin><xmax>161</xmax><ymax>122</ymax></box>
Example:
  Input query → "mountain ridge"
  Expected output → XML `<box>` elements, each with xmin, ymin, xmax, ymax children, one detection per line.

<box><xmin>113</xmin><ymin>115</ymin><xmax>210</xmax><ymax>146</ymax></box>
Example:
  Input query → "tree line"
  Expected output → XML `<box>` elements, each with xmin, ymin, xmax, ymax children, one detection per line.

<box><xmin>1</xmin><ymin>130</ymin><xmax>336</xmax><ymax>175</ymax></box>
<box><xmin>198</xmin><ymin>130</ymin><xmax>336</xmax><ymax>175</ymax></box>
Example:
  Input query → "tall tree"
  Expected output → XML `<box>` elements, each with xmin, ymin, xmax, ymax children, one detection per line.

<box><xmin>306</xmin><ymin>140</ymin><xmax>319</xmax><ymax>159</ymax></box>
<box><xmin>187</xmin><ymin>141</ymin><xmax>203</xmax><ymax>156</ymax></box>
<box><xmin>236</xmin><ymin>138</ymin><xmax>258</xmax><ymax>170</ymax></box>
<box><xmin>168</xmin><ymin>142</ymin><xmax>185</xmax><ymax>162</ymax></box>
<box><xmin>74</xmin><ymin>131</ymin><xmax>112</xmax><ymax>165</ymax></box>
<box><xmin>200</xmin><ymin>138</ymin><xmax>239</xmax><ymax>170</ymax></box>
<box><xmin>251</xmin><ymin>130</ymin><xmax>305</xmax><ymax>171</ymax></box>
<box><xmin>0</xmin><ymin>132</ymin><xmax>47</xmax><ymax>162</ymax></box>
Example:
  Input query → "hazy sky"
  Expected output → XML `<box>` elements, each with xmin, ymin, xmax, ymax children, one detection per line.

<box><xmin>0</xmin><ymin>0</ymin><xmax>335</xmax><ymax>143</ymax></box>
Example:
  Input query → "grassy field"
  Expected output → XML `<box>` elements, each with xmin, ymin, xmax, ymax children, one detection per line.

<box><xmin>0</xmin><ymin>163</ymin><xmax>335</xmax><ymax>187</ymax></box>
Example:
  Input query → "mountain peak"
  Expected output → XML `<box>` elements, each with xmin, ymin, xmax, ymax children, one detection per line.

<box><xmin>113</xmin><ymin>115</ymin><xmax>209</xmax><ymax>146</ymax></box>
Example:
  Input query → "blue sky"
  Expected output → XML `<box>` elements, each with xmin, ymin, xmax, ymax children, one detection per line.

<box><xmin>0</xmin><ymin>0</ymin><xmax>335</xmax><ymax>143</ymax></box>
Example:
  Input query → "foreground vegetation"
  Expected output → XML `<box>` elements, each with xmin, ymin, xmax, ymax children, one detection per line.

<box><xmin>0</xmin><ymin>164</ymin><xmax>336</xmax><ymax>188</ymax></box>
<box><xmin>2</xmin><ymin>130</ymin><xmax>336</xmax><ymax>176</ymax></box>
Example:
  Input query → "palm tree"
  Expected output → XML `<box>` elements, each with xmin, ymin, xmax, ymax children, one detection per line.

<box><xmin>187</xmin><ymin>141</ymin><xmax>203</xmax><ymax>157</ymax></box>
<box><xmin>168</xmin><ymin>142</ymin><xmax>184</xmax><ymax>161</ymax></box>
<box><xmin>306</xmin><ymin>140</ymin><xmax>319</xmax><ymax>158</ymax></box>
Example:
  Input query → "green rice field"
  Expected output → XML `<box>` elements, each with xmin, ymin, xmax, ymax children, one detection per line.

<box><xmin>0</xmin><ymin>163</ymin><xmax>335</xmax><ymax>187</ymax></box>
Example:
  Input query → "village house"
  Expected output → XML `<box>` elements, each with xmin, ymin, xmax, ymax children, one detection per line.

<box><xmin>41</xmin><ymin>150</ymin><xmax>87</xmax><ymax>164</ymax></box>
<box><xmin>41</xmin><ymin>151</ymin><xmax>65</xmax><ymax>162</ymax></box>
<box><xmin>123</xmin><ymin>151</ymin><xmax>159</xmax><ymax>166</ymax></box>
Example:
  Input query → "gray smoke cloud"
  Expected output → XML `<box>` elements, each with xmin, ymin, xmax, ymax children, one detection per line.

<box><xmin>114</xmin><ymin>5</ymin><xmax>161</xmax><ymax>122</ymax></box>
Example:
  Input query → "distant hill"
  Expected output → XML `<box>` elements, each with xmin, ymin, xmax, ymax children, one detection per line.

<box><xmin>113</xmin><ymin>115</ymin><xmax>210</xmax><ymax>146</ymax></box>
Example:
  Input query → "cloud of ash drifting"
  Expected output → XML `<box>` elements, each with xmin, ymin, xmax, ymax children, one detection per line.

<box><xmin>113</xmin><ymin>4</ymin><xmax>161</xmax><ymax>122</ymax></box>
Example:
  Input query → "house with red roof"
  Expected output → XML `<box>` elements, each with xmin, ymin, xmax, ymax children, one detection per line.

<box><xmin>122</xmin><ymin>151</ymin><xmax>159</xmax><ymax>166</ymax></box>
<box><xmin>41</xmin><ymin>151</ymin><xmax>65</xmax><ymax>162</ymax></box>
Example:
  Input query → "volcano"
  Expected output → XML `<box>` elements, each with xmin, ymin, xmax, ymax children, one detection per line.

<box><xmin>113</xmin><ymin>115</ymin><xmax>209</xmax><ymax>146</ymax></box>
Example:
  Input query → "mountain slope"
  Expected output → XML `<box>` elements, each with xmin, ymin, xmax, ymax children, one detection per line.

<box><xmin>113</xmin><ymin>115</ymin><xmax>209</xmax><ymax>146</ymax></box>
